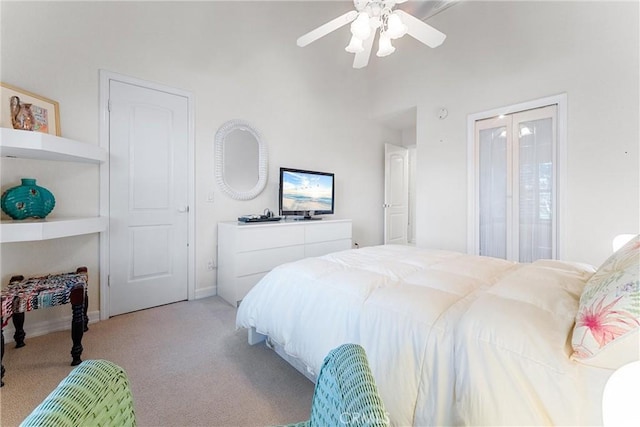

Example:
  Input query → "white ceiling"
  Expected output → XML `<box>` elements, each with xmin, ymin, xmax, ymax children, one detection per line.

<box><xmin>399</xmin><ymin>0</ymin><xmax>459</xmax><ymax>20</ymax></box>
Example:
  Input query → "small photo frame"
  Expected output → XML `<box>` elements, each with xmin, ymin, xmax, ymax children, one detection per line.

<box><xmin>0</xmin><ymin>82</ymin><xmax>61</xmax><ymax>136</ymax></box>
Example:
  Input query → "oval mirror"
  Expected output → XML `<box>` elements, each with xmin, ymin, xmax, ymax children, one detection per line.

<box><xmin>214</xmin><ymin>119</ymin><xmax>268</xmax><ymax>200</ymax></box>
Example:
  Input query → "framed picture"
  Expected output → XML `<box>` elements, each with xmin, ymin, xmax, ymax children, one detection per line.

<box><xmin>0</xmin><ymin>82</ymin><xmax>61</xmax><ymax>136</ymax></box>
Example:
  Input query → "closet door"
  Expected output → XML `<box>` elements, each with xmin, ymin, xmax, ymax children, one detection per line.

<box><xmin>475</xmin><ymin>116</ymin><xmax>511</xmax><ymax>259</ymax></box>
<box><xmin>474</xmin><ymin>105</ymin><xmax>557</xmax><ymax>262</ymax></box>
<box><xmin>512</xmin><ymin>106</ymin><xmax>557</xmax><ymax>261</ymax></box>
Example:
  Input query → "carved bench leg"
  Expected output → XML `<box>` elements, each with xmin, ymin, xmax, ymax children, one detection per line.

<box><xmin>75</xmin><ymin>267</ymin><xmax>89</xmax><ymax>333</ymax></box>
<box><xmin>83</xmin><ymin>290</ymin><xmax>89</xmax><ymax>332</ymax></box>
<box><xmin>70</xmin><ymin>287</ymin><xmax>85</xmax><ymax>366</ymax></box>
<box><xmin>1</xmin><ymin>327</ymin><xmax>5</xmax><ymax>387</ymax></box>
<box><xmin>12</xmin><ymin>312</ymin><xmax>25</xmax><ymax>348</ymax></box>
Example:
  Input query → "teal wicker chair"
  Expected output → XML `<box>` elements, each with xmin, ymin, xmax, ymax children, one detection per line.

<box><xmin>283</xmin><ymin>343</ymin><xmax>389</xmax><ymax>427</ymax></box>
<box><xmin>21</xmin><ymin>359</ymin><xmax>136</xmax><ymax>427</ymax></box>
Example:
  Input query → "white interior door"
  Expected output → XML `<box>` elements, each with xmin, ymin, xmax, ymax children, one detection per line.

<box><xmin>384</xmin><ymin>143</ymin><xmax>409</xmax><ymax>244</ymax></box>
<box><xmin>473</xmin><ymin>105</ymin><xmax>557</xmax><ymax>262</ymax></box>
<box><xmin>109</xmin><ymin>80</ymin><xmax>189</xmax><ymax>316</ymax></box>
<box><xmin>511</xmin><ymin>106</ymin><xmax>557</xmax><ymax>261</ymax></box>
<box><xmin>475</xmin><ymin>115</ymin><xmax>511</xmax><ymax>259</ymax></box>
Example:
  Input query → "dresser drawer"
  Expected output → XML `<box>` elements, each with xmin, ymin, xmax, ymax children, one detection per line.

<box><xmin>236</xmin><ymin>225</ymin><xmax>304</xmax><ymax>252</ymax></box>
<box><xmin>305</xmin><ymin>221</ymin><xmax>352</xmax><ymax>244</ymax></box>
<box><xmin>235</xmin><ymin>273</ymin><xmax>268</xmax><ymax>303</ymax></box>
<box><xmin>305</xmin><ymin>239</ymin><xmax>352</xmax><ymax>258</ymax></box>
<box><xmin>236</xmin><ymin>245</ymin><xmax>305</xmax><ymax>276</ymax></box>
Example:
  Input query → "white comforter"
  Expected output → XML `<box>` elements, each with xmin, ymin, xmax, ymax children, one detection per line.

<box><xmin>454</xmin><ymin>259</ymin><xmax>612</xmax><ymax>426</ymax></box>
<box><xmin>236</xmin><ymin>245</ymin><xmax>610</xmax><ymax>426</ymax></box>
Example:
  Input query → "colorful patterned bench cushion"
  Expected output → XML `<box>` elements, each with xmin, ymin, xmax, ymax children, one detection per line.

<box><xmin>1</xmin><ymin>269</ymin><xmax>88</xmax><ymax>327</ymax></box>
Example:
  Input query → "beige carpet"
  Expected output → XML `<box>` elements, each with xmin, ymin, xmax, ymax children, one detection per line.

<box><xmin>0</xmin><ymin>296</ymin><xmax>314</xmax><ymax>426</ymax></box>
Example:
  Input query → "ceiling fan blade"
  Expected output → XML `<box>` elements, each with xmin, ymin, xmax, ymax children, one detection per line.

<box><xmin>353</xmin><ymin>33</ymin><xmax>375</xmax><ymax>69</ymax></box>
<box><xmin>395</xmin><ymin>10</ymin><xmax>446</xmax><ymax>48</ymax></box>
<box><xmin>297</xmin><ymin>10</ymin><xmax>358</xmax><ymax>47</ymax></box>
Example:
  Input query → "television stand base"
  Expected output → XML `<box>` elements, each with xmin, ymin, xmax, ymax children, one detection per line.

<box><xmin>293</xmin><ymin>216</ymin><xmax>322</xmax><ymax>221</ymax></box>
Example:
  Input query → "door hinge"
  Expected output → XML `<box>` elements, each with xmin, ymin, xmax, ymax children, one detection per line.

<box><xmin>107</xmin><ymin>275</ymin><xmax>110</xmax><ymax>287</ymax></box>
<box><xmin>107</xmin><ymin>99</ymin><xmax>112</xmax><ymax>112</ymax></box>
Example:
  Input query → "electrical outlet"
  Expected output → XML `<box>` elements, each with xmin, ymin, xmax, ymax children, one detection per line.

<box><xmin>207</xmin><ymin>260</ymin><xmax>216</xmax><ymax>271</ymax></box>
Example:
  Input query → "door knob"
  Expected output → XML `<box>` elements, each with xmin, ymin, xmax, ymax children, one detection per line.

<box><xmin>178</xmin><ymin>206</ymin><xmax>189</xmax><ymax>213</ymax></box>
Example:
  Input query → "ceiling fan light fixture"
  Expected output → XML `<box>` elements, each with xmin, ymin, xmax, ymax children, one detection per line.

<box><xmin>345</xmin><ymin>35</ymin><xmax>364</xmax><ymax>53</ymax></box>
<box><xmin>376</xmin><ymin>32</ymin><xmax>395</xmax><ymax>57</ymax></box>
<box><xmin>370</xmin><ymin>15</ymin><xmax>382</xmax><ymax>29</ymax></box>
<box><xmin>296</xmin><ymin>0</ymin><xmax>447</xmax><ymax>69</ymax></box>
<box><xmin>350</xmin><ymin>12</ymin><xmax>371</xmax><ymax>40</ymax></box>
<box><xmin>386</xmin><ymin>12</ymin><xmax>408</xmax><ymax>39</ymax></box>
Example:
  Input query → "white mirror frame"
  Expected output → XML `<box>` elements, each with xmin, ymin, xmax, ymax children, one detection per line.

<box><xmin>214</xmin><ymin>119</ymin><xmax>268</xmax><ymax>200</ymax></box>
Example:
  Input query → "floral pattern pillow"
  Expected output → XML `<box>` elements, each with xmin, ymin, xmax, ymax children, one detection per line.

<box><xmin>571</xmin><ymin>235</ymin><xmax>640</xmax><ymax>368</ymax></box>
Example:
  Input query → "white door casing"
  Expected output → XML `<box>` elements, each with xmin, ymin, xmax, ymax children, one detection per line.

<box><xmin>384</xmin><ymin>143</ymin><xmax>409</xmax><ymax>244</ymax></box>
<box><xmin>99</xmin><ymin>71</ymin><xmax>195</xmax><ymax>318</ymax></box>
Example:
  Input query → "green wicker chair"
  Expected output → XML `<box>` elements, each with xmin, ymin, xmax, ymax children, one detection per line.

<box><xmin>21</xmin><ymin>359</ymin><xmax>136</xmax><ymax>427</ymax></box>
<box><xmin>282</xmin><ymin>343</ymin><xmax>389</xmax><ymax>427</ymax></box>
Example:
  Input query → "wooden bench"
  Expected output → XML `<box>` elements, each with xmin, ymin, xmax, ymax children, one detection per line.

<box><xmin>1</xmin><ymin>267</ymin><xmax>89</xmax><ymax>387</ymax></box>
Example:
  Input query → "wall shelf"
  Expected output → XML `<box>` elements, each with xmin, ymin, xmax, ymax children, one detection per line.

<box><xmin>0</xmin><ymin>128</ymin><xmax>106</xmax><ymax>163</ymax></box>
<box><xmin>0</xmin><ymin>217</ymin><xmax>108</xmax><ymax>243</ymax></box>
<box><xmin>1</xmin><ymin>128</ymin><xmax>108</xmax><ymax>242</ymax></box>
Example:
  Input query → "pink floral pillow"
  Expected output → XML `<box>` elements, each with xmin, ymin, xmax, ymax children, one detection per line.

<box><xmin>571</xmin><ymin>235</ymin><xmax>640</xmax><ymax>369</ymax></box>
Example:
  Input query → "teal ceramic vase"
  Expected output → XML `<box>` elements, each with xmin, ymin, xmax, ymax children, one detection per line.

<box><xmin>1</xmin><ymin>178</ymin><xmax>56</xmax><ymax>220</ymax></box>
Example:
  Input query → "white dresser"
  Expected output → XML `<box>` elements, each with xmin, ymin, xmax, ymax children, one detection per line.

<box><xmin>217</xmin><ymin>219</ymin><xmax>352</xmax><ymax>306</ymax></box>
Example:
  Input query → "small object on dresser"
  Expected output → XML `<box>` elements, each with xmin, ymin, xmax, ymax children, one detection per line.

<box><xmin>238</xmin><ymin>214</ymin><xmax>281</xmax><ymax>223</ymax></box>
<box><xmin>1</xmin><ymin>178</ymin><xmax>56</xmax><ymax>220</ymax></box>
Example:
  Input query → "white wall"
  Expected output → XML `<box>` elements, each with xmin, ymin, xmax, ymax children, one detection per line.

<box><xmin>1</xmin><ymin>0</ymin><xmax>637</xmax><ymax>332</ymax></box>
<box><xmin>369</xmin><ymin>0</ymin><xmax>639</xmax><ymax>266</ymax></box>
<box><xmin>0</xmin><ymin>1</ymin><xmax>399</xmax><ymax>327</ymax></box>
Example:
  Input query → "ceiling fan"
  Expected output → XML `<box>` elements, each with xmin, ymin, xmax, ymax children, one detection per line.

<box><xmin>297</xmin><ymin>0</ymin><xmax>447</xmax><ymax>69</ymax></box>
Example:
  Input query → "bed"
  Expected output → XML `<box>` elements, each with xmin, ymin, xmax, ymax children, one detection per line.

<box><xmin>236</xmin><ymin>241</ymin><xmax>639</xmax><ymax>426</ymax></box>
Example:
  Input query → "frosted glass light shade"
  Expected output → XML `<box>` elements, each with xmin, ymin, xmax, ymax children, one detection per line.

<box><xmin>345</xmin><ymin>35</ymin><xmax>364</xmax><ymax>53</ymax></box>
<box><xmin>377</xmin><ymin>33</ymin><xmax>395</xmax><ymax>57</ymax></box>
<box><xmin>351</xmin><ymin>12</ymin><xmax>371</xmax><ymax>40</ymax></box>
<box><xmin>386</xmin><ymin>13</ymin><xmax>407</xmax><ymax>39</ymax></box>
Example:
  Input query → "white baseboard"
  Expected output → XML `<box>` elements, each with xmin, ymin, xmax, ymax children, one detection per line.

<box><xmin>2</xmin><ymin>310</ymin><xmax>100</xmax><ymax>344</ymax></box>
<box><xmin>195</xmin><ymin>285</ymin><xmax>217</xmax><ymax>300</ymax></box>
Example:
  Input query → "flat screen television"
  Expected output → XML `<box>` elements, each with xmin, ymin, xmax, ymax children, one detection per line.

<box><xmin>279</xmin><ymin>167</ymin><xmax>335</xmax><ymax>220</ymax></box>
